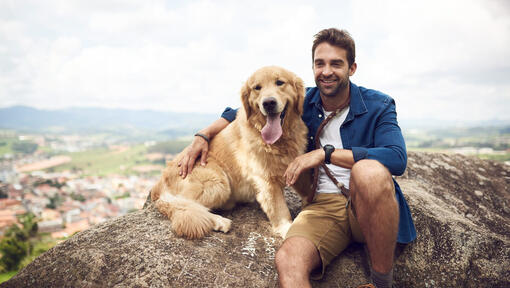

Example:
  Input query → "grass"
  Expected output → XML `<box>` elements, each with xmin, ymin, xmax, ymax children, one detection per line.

<box><xmin>0</xmin><ymin>271</ymin><xmax>17</xmax><ymax>283</ymax></box>
<box><xmin>478</xmin><ymin>153</ymin><xmax>510</xmax><ymax>162</ymax></box>
<box><xmin>409</xmin><ymin>147</ymin><xmax>510</xmax><ymax>163</ymax></box>
<box><xmin>52</xmin><ymin>144</ymin><xmax>162</xmax><ymax>176</ymax></box>
<box><xmin>0</xmin><ymin>138</ymin><xmax>16</xmax><ymax>156</ymax></box>
<box><xmin>0</xmin><ymin>234</ymin><xmax>59</xmax><ymax>284</ymax></box>
<box><xmin>407</xmin><ymin>147</ymin><xmax>451</xmax><ymax>153</ymax></box>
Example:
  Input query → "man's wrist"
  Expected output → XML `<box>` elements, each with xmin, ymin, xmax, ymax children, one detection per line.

<box><xmin>323</xmin><ymin>144</ymin><xmax>335</xmax><ymax>164</ymax></box>
<box><xmin>194</xmin><ymin>132</ymin><xmax>210</xmax><ymax>143</ymax></box>
<box><xmin>198</xmin><ymin>129</ymin><xmax>211</xmax><ymax>139</ymax></box>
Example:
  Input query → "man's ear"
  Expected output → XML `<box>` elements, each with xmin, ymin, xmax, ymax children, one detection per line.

<box><xmin>241</xmin><ymin>82</ymin><xmax>252</xmax><ymax>119</ymax></box>
<box><xmin>349</xmin><ymin>62</ymin><xmax>357</xmax><ymax>76</ymax></box>
<box><xmin>293</xmin><ymin>75</ymin><xmax>305</xmax><ymax>116</ymax></box>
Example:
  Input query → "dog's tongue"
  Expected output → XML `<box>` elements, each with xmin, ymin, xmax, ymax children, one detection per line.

<box><xmin>261</xmin><ymin>113</ymin><xmax>282</xmax><ymax>144</ymax></box>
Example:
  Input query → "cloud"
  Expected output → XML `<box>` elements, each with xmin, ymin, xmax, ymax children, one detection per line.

<box><xmin>0</xmin><ymin>0</ymin><xmax>509</xmax><ymax>122</ymax></box>
<box><xmin>350</xmin><ymin>0</ymin><xmax>510</xmax><ymax>121</ymax></box>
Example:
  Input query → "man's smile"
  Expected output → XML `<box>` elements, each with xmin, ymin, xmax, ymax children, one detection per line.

<box><xmin>319</xmin><ymin>78</ymin><xmax>337</xmax><ymax>86</ymax></box>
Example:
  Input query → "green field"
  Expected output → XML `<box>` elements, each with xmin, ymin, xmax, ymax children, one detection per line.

<box><xmin>0</xmin><ymin>138</ymin><xmax>16</xmax><ymax>156</ymax></box>
<box><xmin>0</xmin><ymin>233</ymin><xmax>58</xmax><ymax>284</ymax></box>
<box><xmin>478</xmin><ymin>153</ymin><xmax>510</xmax><ymax>162</ymax></box>
<box><xmin>408</xmin><ymin>147</ymin><xmax>510</xmax><ymax>163</ymax></box>
<box><xmin>0</xmin><ymin>271</ymin><xmax>17</xmax><ymax>283</ymax></box>
<box><xmin>53</xmin><ymin>144</ymin><xmax>162</xmax><ymax>176</ymax></box>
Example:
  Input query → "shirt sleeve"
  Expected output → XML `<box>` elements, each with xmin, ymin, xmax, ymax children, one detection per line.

<box><xmin>220</xmin><ymin>107</ymin><xmax>239</xmax><ymax>122</ymax></box>
<box><xmin>351</xmin><ymin>98</ymin><xmax>407</xmax><ymax>176</ymax></box>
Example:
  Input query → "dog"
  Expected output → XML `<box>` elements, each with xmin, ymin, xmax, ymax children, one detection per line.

<box><xmin>151</xmin><ymin>66</ymin><xmax>308</xmax><ymax>239</ymax></box>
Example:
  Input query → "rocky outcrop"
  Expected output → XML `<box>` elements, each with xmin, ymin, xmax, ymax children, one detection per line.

<box><xmin>2</xmin><ymin>152</ymin><xmax>509</xmax><ymax>287</ymax></box>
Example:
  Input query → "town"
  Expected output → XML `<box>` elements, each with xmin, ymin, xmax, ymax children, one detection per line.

<box><xmin>0</xmin><ymin>131</ymin><xmax>180</xmax><ymax>242</ymax></box>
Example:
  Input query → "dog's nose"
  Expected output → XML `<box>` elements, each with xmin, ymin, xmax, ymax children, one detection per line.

<box><xmin>263</xmin><ymin>97</ymin><xmax>277</xmax><ymax>113</ymax></box>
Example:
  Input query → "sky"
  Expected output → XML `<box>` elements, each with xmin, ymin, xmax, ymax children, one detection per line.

<box><xmin>1</xmin><ymin>0</ymin><xmax>509</xmax><ymax>123</ymax></box>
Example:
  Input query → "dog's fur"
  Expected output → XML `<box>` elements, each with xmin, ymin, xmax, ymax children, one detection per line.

<box><xmin>151</xmin><ymin>66</ymin><xmax>308</xmax><ymax>239</ymax></box>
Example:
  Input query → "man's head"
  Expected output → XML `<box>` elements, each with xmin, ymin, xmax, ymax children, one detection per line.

<box><xmin>312</xmin><ymin>28</ymin><xmax>357</xmax><ymax>98</ymax></box>
<box><xmin>312</xmin><ymin>28</ymin><xmax>355</xmax><ymax>67</ymax></box>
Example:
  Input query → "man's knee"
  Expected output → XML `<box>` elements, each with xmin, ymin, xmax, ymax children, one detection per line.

<box><xmin>275</xmin><ymin>244</ymin><xmax>290</xmax><ymax>271</ymax></box>
<box><xmin>275</xmin><ymin>237</ymin><xmax>320</xmax><ymax>275</ymax></box>
<box><xmin>350</xmin><ymin>160</ymin><xmax>394</xmax><ymax>203</ymax></box>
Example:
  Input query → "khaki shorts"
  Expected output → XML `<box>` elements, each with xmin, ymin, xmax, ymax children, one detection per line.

<box><xmin>285</xmin><ymin>192</ymin><xmax>365</xmax><ymax>279</ymax></box>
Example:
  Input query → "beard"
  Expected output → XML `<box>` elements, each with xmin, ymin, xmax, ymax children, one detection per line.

<box><xmin>315</xmin><ymin>75</ymin><xmax>349</xmax><ymax>97</ymax></box>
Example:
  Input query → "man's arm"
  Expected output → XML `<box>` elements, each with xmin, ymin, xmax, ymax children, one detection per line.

<box><xmin>177</xmin><ymin>107</ymin><xmax>238</xmax><ymax>178</ymax></box>
<box><xmin>177</xmin><ymin>118</ymin><xmax>229</xmax><ymax>178</ymax></box>
<box><xmin>351</xmin><ymin>98</ymin><xmax>407</xmax><ymax>175</ymax></box>
<box><xmin>284</xmin><ymin>148</ymin><xmax>353</xmax><ymax>186</ymax></box>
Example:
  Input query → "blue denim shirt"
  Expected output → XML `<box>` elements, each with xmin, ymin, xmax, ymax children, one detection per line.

<box><xmin>221</xmin><ymin>82</ymin><xmax>416</xmax><ymax>243</ymax></box>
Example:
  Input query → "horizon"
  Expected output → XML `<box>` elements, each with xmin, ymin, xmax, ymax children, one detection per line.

<box><xmin>1</xmin><ymin>105</ymin><xmax>510</xmax><ymax>130</ymax></box>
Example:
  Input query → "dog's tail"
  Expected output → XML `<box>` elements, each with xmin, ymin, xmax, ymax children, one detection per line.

<box><xmin>155</xmin><ymin>193</ymin><xmax>215</xmax><ymax>239</ymax></box>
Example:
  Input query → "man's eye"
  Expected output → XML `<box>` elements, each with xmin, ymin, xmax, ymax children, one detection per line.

<box><xmin>276</xmin><ymin>80</ymin><xmax>285</xmax><ymax>86</ymax></box>
<box><xmin>254</xmin><ymin>85</ymin><xmax>261</xmax><ymax>90</ymax></box>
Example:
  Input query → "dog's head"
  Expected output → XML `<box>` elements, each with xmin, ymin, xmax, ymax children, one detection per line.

<box><xmin>240</xmin><ymin>66</ymin><xmax>305</xmax><ymax>145</ymax></box>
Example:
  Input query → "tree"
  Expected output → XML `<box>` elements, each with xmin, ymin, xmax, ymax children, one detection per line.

<box><xmin>0</xmin><ymin>213</ymin><xmax>39</xmax><ymax>271</ymax></box>
<box><xmin>0</xmin><ymin>237</ymin><xmax>28</xmax><ymax>271</ymax></box>
<box><xmin>46</xmin><ymin>194</ymin><xmax>63</xmax><ymax>209</ymax></box>
<box><xmin>11</xmin><ymin>141</ymin><xmax>38</xmax><ymax>154</ymax></box>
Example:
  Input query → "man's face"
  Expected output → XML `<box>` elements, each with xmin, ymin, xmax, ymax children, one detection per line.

<box><xmin>313</xmin><ymin>42</ymin><xmax>356</xmax><ymax>98</ymax></box>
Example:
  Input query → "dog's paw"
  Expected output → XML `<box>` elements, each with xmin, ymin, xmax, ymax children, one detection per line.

<box><xmin>273</xmin><ymin>221</ymin><xmax>292</xmax><ymax>238</ymax></box>
<box><xmin>212</xmin><ymin>215</ymin><xmax>232</xmax><ymax>233</ymax></box>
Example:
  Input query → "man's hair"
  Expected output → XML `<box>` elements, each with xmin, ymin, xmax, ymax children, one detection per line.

<box><xmin>312</xmin><ymin>28</ymin><xmax>356</xmax><ymax>67</ymax></box>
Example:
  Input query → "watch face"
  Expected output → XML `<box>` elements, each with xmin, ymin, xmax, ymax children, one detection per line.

<box><xmin>324</xmin><ymin>145</ymin><xmax>334</xmax><ymax>153</ymax></box>
<box><xmin>324</xmin><ymin>145</ymin><xmax>334</xmax><ymax>164</ymax></box>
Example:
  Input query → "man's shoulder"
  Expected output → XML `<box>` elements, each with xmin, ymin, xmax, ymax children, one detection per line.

<box><xmin>356</xmin><ymin>85</ymin><xmax>394</xmax><ymax>104</ymax></box>
<box><xmin>357</xmin><ymin>85</ymin><xmax>392</xmax><ymax>101</ymax></box>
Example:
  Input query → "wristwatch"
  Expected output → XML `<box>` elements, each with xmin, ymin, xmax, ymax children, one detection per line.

<box><xmin>323</xmin><ymin>144</ymin><xmax>335</xmax><ymax>164</ymax></box>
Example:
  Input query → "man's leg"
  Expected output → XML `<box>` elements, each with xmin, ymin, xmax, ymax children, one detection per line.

<box><xmin>275</xmin><ymin>236</ymin><xmax>321</xmax><ymax>288</ymax></box>
<box><xmin>350</xmin><ymin>160</ymin><xmax>399</xmax><ymax>282</ymax></box>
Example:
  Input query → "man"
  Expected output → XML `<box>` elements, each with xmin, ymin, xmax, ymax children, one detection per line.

<box><xmin>177</xmin><ymin>28</ymin><xmax>416</xmax><ymax>288</ymax></box>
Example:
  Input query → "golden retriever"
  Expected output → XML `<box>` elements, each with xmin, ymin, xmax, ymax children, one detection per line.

<box><xmin>151</xmin><ymin>66</ymin><xmax>308</xmax><ymax>239</ymax></box>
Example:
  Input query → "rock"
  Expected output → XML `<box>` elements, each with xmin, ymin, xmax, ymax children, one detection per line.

<box><xmin>2</xmin><ymin>152</ymin><xmax>509</xmax><ymax>287</ymax></box>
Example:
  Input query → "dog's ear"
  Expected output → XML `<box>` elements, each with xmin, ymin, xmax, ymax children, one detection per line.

<box><xmin>293</xmin><ymin>75</ymin><xmax>305</xmax><ymax>116</ymax></box>
<box><xmin>241</xmin><ymin>82</ymin><xmax>252</xmax><ymax>119</ymax></box>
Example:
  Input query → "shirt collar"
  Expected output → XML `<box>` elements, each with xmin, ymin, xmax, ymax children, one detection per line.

<box><xmin>309</xmin><ymin>82</ymin><xmax>368</xmax><ymax>116</ymax></box>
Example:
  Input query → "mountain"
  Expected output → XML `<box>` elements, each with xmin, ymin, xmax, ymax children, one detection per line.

<box><xmin>0</xmin><ymin>106</ymin><xmax>218</xmax><ymax>135</ymax></box>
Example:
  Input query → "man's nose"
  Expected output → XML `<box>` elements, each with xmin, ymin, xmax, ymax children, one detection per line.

<box><xmin>322</xmin><ymin>65</ymin><xmax>333</xmax><ymax>76</ymax></box>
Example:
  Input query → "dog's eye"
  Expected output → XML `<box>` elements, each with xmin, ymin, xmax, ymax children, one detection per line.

<box><xmin>276</xmin><ymin>80</ymin><xmax>285</xmax><ymax>86</ymax></box>
<box><xmin>254</xmin><ymin>85</ymin><xmax>261</xmax><ymax>90</ymax></box>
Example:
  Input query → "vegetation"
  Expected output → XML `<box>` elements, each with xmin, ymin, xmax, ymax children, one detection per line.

<box><xmin>147</xmin><ymin>140</ymin><xmax>189</xmax><ymax>154</ymax></box>
<box><xmin>0</xmin><ymin>214</ymin><xmax>38</xmax><ymax>272</ymax></box>
<box><xmin>70</xmin><ymin>192</ymin><xmax>86</xmax><ymax>202</ymax></box>
<box><xmin>0</xmin><ymin>271</ymin><xmax>17</xmax><ymax>283</ymax></box>
<box><xmin>11</xmin><ymin>142</ymin><xmax>38</xmax><ymax>155</ymax></box>
<box><xmin>0</xmin><ymin>138</ymin><xmax>16</xmax><ymax>156</ymax></box>
<box><xmin>0</xmin><ymin>214</ymin><xmax>58</xmax><ymax>283</ymax></box>
<box><xmin>46</xmin><ymin>194</ymin><xmax>64</xmax><ymax>209</ymax></box>
<box><xmin>52</xmin><ymin>144</ymin><xmax>155</xmax><ymax>176</ymax></box>
<box><xmin>478</xmin><ymin>153</ymin><xmax>510</xmax><ymax>162</ymax></box>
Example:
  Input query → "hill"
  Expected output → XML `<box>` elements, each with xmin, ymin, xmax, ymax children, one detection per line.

<box><xmin>0</xmin><ymin>106</ymin><xmax>217</xmax><ymax>135</ymax></box>
<box><xmin>2</xmin><ymin>151</ymin><xmax>509</xmax><ymax>287</ymax></box>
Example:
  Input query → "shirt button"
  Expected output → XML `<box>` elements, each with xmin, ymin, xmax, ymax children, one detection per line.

<box><xmin>310</xmin><ymin>136</ymin><xmax>314</xmax><ymax>140</ymax></box>
<box><xmin>318</xmin><ymin>114</ymin><xmax>323</xmax><ymax>118</ymax></box>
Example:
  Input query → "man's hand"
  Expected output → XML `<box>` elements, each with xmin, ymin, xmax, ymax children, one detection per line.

<box><xmin>177</xmin><ymin>135</ymin><xmax>209</xmax><ymax>179</ymax></box>
<box><xmin>284</xmin><ymin>149</ymin><xmax>325</xmax><ymax>186</ymax></box>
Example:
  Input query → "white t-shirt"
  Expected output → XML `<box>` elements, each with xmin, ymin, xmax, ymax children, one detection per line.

<box><xmin>317</xmin><ymin>107</ymin><xmax>351</xmax><ymax>193</ymax></box>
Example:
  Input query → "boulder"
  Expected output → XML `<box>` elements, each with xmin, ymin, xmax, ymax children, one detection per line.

<box><xmin>2</xmin><ymin>152</ymin><xmax>509</xmax><ymax>287</ymax></box>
